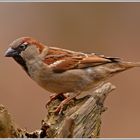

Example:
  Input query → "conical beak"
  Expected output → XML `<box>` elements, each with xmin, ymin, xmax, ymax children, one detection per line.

<box><xmin>5</xmin><ymin>48</ymin><xmax>18</xmax><ymax>57</ymax></box>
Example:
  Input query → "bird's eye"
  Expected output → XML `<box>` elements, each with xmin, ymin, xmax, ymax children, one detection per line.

<box><xmin>19</xmin><ymin>43</ymin><xmax>28</xmax><ymax>50</ymax></box>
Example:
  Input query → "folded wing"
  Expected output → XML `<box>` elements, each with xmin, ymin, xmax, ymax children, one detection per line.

<box><xmin>43</xmin><ymin>47</ymin><xmax>120</xmax><ymax>73</ymax></box>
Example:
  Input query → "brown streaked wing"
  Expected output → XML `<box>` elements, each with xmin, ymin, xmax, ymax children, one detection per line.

<box><xmin>43</xmin><ymin>47</ymin><xmax>120</xmax><ymax>73</ymax></box>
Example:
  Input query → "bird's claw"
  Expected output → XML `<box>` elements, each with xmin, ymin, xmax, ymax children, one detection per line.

<box><xmin>53</xmin><ymin>104</ymin><xmax>64</xmax><ymax>114</ymax></box>
<box><xmin>46</xmin><ymin>93</ymin><xmax>66</xmax><ymax>107</ymax></box>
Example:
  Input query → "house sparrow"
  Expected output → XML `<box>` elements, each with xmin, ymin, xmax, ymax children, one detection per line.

<box><xmin>5</xmin><ymin>37</ymin><xmax>140</xmax><ymax>113</ymax></box>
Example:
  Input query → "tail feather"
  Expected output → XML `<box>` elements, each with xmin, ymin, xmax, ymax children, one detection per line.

<box><xmin>121</xmin><ymin>61</ymin><xmax>140</xmax><ymax>68</ymax></box>
<box><xmin>106</xmin><ymin>60</ymin><xmax>140</xmax><ymax>75</ymax></box>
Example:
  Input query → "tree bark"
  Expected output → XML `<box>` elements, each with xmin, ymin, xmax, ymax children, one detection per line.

<box><xmin>0</xmin><ymin>82</ymin><xmax>115</xmax><ymax>138</ymax></box>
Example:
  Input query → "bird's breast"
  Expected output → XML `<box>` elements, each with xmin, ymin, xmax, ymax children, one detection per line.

<box><xmin>27</xmin><ymin>62</ymin><xmax>94</xmax><ymax>93</ymax></box>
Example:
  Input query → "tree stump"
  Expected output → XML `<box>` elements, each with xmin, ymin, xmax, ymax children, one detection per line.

<box><xmin>0</xmin><ymin>82</ymin><xmax>115</xmax><ymax>138</ymax></box>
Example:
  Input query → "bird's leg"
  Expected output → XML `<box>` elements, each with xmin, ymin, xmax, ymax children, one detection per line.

<box><xmin>54</xmin><ymin>92</ymin><xmax>80</xmax><ymax>114</ymax></box>
<box><xmin>46</xmin><ymin>93</ymin><xmax>66</xmax><ymax>107</ymax></box>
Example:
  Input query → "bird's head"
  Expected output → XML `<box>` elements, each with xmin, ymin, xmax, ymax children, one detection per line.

<box><xmin>5</xmin><ymin>37</ymin><xmax>46</xmax><ymax>60</ymax></box>
<box><xmin>5</xmin><ymin>37</ymin><xmax>48</xmax><ymax>74</ymax></box>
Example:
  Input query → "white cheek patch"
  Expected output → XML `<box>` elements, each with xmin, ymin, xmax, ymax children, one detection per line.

<box><xmin>26</xmin><ymin>45</ymin><xmax>36</xmax><ymax>52</ymax></box>
<box><xmin>20</xmin><ymin>45</ymin><xmax>39</xmax><ymax>61</ymax></box>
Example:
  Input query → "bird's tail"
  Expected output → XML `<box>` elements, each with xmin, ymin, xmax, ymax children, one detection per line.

<box><xmin>120</xmin><ymin>61</ymin><xmax>140</xmax><ymax>68</ymax></box>
<box><xmin>106</xmin><ymin>60</ymin><xmax>140</xmax><ymax>75</ymax></box>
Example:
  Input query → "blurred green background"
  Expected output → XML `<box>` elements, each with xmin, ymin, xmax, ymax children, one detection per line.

<box><xmin>1</xmin><ymin>3</ymin><xmax>140</xmax><ymax>137</ymax></box>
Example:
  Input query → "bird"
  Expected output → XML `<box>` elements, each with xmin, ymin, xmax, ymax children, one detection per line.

<box><xmin>5</xmin><ymin>37</ymin><xmax>140</xmax><ymax>113</ymax></box>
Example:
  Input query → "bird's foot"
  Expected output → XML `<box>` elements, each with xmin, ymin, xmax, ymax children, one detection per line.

<box><xmin>46</xmin><ymin>93</ymin><xmax>66</xmax><ymax>107</ymax></box>
<box><xmin>53</xmin><ymin>97</ymin><xmax>72</xmax><ymax>114</ymax></box>
<box><xmin>53</xmin><ymin>93</ymin><xmax>79</xmax><ymax>114</ymax></box>
<box><xmin>47</xmin><ymin>92</ymin><xmax>80</xmax><ymax>114</ymax></box>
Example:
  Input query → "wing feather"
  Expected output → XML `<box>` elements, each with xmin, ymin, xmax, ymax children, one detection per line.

<box><xmin>43</xmin><ymin>47</ymin><xmax>120</xmax><ymax>73</ymax></box>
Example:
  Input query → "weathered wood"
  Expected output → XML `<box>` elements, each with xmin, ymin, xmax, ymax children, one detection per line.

<box><xmin>0</xmin><ymin>105</ymin><xmax>22</xmax><ymax>138</ymax></box>
<box><xmin>44</xmin><ymin>82</ymin><xmax>115</xmax><ymax>138</ymax></box>
<box><xmin>0</xmin><ymin>82</ymin><xmax>115</xmax><ymax>138</ymax></box>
